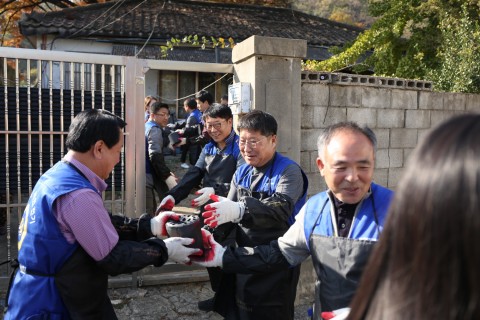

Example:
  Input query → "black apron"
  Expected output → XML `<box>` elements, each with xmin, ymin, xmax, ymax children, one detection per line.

<box><xmin>56</xmin><ymin>247</ymin><xmax>117</xmax><ymax>319</ymax></box>
<box><xmin>216</xmin><ymin>168</ymin><xmax>300</xmax><ymax>320</ymax></box>
<box><xmin>309</xmin><ymin>235</ymin><xmax>376</xmax><ymax>320</ymax></box>
<box><xmin>309</xmin><ymin>195</ymin><xmax>379</xmax><ymax>320</ymax></box>
<box><xmin>305</xmin><ymin>191</ymin><xmax>382</xmax><ymax>320</ymax></box>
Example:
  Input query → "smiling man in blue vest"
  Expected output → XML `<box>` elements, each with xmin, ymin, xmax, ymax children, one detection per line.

<box><xmin>6</xmin><ymin>109</ymin><xmax>201</xmax><ymax>319</ymax></box>
<box><xmin>199</xmin><ymin>110</ymin><xmax>309</xmax><ymax>320</ymax></box>
<box><xmin>157</xmin><ymin>103</ymin><xmax>245</xmax><ymax>312</ymax></box>
<box><xmin>145</xmin><ymin>102</ymin><xmax>179</xmax><ymax>215</ymax></box>
<box><xmin>192</xmin><ymin>121</ymin><xmax>394</xmax><ymax>320</ymax></box>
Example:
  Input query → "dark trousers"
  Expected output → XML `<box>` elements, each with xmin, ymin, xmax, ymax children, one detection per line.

<box><xmin>180</xmin><ymin>144</ymin><xmax>189</xmax><ymax>163</ymax></box>
<box><xmin>180</xmin><ymin>143</ymin><xmax>201</xmax><ymax>165</ymax></box>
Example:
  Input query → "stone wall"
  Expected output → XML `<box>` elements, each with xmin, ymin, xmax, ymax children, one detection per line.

<box><xmin>299</xmin><ymin>71</ymin><xmax>480</xmax><ymax>196</ymax></box>
<box><xmin>294</xmin><ymin>71</ymin><xmax>480</xmax><ymax>306</ymax></box>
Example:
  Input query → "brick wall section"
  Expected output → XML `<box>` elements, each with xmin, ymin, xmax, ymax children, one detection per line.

<box><xmin>301</xmin><ymin>72</ymin><xmax>480</xmax><ymax>195</ymax></box>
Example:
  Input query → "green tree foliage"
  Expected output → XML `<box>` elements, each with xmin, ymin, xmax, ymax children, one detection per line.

<box><xmin>160</xmin><ymin>35</ymin><xmax>236</xmax><ymax>57</ymax></box>
<box><xmin>305</xmin><ymin>0</ymin><xmax>480</xmax><ymax>93</ymax></box>
<box><xmin>428</xmin><ymin>2</ymin><xmax>480</xmax><ymax>93</ymax></box>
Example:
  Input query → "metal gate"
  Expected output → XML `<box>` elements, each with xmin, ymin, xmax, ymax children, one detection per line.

<box><xmin>0</xmin><ymin>46</ymin><xmax>233</xmax><ymax>288</ymax></box>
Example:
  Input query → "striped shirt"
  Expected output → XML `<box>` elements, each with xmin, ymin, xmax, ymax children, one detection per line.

<box><xmin>53</xmin><ymin>154</ymin><xmax>119</xmax><ymax>261</ymax></box>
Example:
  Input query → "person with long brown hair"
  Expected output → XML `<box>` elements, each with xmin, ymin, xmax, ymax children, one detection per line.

<box><xmin>347</xmin><ymin>113</ymin><xmax>480</xmax><ymax>320</ymax></box>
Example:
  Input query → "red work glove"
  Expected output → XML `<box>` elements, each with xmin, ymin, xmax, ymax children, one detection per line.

<box><xmin>191</xmin><ymin>187</ymin><xmax>215</xmax><ymax>207</ymax></box>
<box><xmin>155</xmin><ymin>195</ymin><xmax>175</xmax><ymax>215</ymax></box>
<box><xmin>190</xmin><ymin>229</ymin><xmax>225</xmax><ymax>268</ymax></box>
<box><xmin>202</xmin><ymin>194</ymin><xmax>244</xmax><ymax>228</ymax></box>
<box><xmin>321</xmin><ymin>308</ymin><xmax>350</xmax><ymax>320</ymax></box>
<box><xmin>164</xmin><ymin>237</ymin><xmax>203</xmax><ymax>264</ymax></box>
<box><xmin>150</xmin><ymin>211</ymin><xmax>180</xmax><ymax>237</ymax></box>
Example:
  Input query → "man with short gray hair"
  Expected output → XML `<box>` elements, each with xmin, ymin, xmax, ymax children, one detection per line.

<box><xmin>192</xmin><ymin>121</ymin><xmax>394</xmax><ymax>320</ymax></box>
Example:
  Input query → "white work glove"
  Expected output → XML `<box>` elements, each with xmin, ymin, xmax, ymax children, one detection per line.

<box><xmin>202</xmin><ymin>194</ymin><xmax>245</xmax><ymax>228</ymax></box>
<box><xmin>175</xmin><ymin>129</ymin><xmax>185</xmax><ymax>135</ymax></box>
<box><xmin>155</xmin><ymin>195</ymin><xmax>176</xmax><ymax>215</ymax></box>
<box><xmin>321</xmin><ymin>308</ymin><xmax>351</xmax><ymax>320</ymax></box>
<box><xmin>164</xmin><ymin>237</ymin><xmax>203</xmax><ymax>264</ymax></box>
<box><xmin>190</xmin><ymin>187</ymin><xmax>215</xmax><ymax>207</ymax></box>
<box><xmin>165</xmin><ymin>175</ymin><xmax>177</xmax><ymax>190</ymax></box>
<box><xmin>150</xmin><ymin>211</ymin><xmax>180</xmax><ymax>237</ymax></box>
<box><xmin>190</xmin><ymin>229</ymin><xmax>225</xmax><ymax>268</ymax></box>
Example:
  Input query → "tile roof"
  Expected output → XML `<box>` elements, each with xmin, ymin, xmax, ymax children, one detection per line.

<box><xmin>19</xmin><ymin>0</ymin><xmax>363</xmax><ymax>48</ymax></box>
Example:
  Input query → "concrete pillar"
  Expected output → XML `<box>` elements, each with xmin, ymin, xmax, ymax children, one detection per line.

<box><xmin>232</xmin><ymin>36</ymin><xmax>307</xmax><ymax>163</ymax></box>
<box><xmin>232</xmin><ymin>37</ymin><xmax>314</xmax><ymax>310</ymax></box>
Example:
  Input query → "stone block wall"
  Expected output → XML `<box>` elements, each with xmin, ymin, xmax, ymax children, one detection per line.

<box><xmin>231</xmin><ymin>38</ymin><xmax>480</xmax><ymax>312</ymax></box>
<box><xmin>300</xmin><ymin>72</ymin><xmax>480</xmax><ymax>196</ymax></box>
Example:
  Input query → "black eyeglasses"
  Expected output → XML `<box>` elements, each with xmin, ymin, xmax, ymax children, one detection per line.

<box><xmin>205</xmin><ymin>121</ymin><xmax>224</xmax><ymax>130</ymax></box>
<box><xmin>238</xmin><ymin>136</ymin><xmax>267</xmax><ymax>149</ymax></box>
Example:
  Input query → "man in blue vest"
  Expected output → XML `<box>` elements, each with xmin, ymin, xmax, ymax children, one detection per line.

<box><xmin>193</xmin><ymin>121</ymin><xmax>393</xmax><ymax>320</ymax></box>
<box><xmin>200</xmin><ymin>110</ymin><xmax>309</xmax><ymax>319</ymax></box>
<box><xmin>145</xmin><ymin>102</ymin><xmax>178</xmax><ymax>215</ymax></box>
<box><xmin>173</xmin><ymin>97</ymin><xmax>203</xmax><ymax>168</ymax></box>
<box><xmin>6</xmin><ymin>109</ymin><xmax>201</xmax><ymax>320</ymax></box>
<box><xmin>157</xmin><ymin>103</ymin><xmax>245</xmax><ymax>312</ymax></box>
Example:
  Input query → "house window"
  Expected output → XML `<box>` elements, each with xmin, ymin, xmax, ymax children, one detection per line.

<box><xmin>178</xmin><ymin>72</ymin><xmax>195</xmax><ymax>120</ymax></box>
<box><xmin>159</xmin><ymin>70</ymin><xmax>178</xmax><ymax>122</ymax></box>
<box><xmin>199</xmin><ymin>73</ymin><xmax>216</xmax><ymax>96</ymax></box>
<box><xmin>158</xmin><ymin>71</ymin><xmax>232</xmax><ymax>123</ymax></box>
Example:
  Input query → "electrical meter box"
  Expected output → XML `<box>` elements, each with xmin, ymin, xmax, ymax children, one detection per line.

<box><xmin>228</xmin><ymin>82</ymin><xmax>251</xmax><ymax>114</ymax></box>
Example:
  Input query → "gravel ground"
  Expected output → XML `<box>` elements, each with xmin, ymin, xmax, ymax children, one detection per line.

<box><xmin>111</xmin><ymin>284</ymin><xmax>311</xmax><ymax>320</ymax></box>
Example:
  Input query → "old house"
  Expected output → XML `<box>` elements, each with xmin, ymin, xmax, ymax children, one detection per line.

<box><xmin>18</xmin><ymin>0</ymin><xmax>362</xmax><ymax>118</ymax></box>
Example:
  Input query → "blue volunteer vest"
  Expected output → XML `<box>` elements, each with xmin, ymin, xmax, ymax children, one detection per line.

<box><xmin>145</xmin><ymin>120</ymin><xmax>161</xmax><ymax>175</ymax></box>
<box><xmin>6</xmin><ymin>161</ymin><xmax>98</xmax><ymax>319</ymax></box>
<box><xmin>303</xmin><ymin>182</ymin><xmax>393</xmax><ymax>243</ymax></box>
<box><xmin>234</xmin><ymin>152</ymin><xmax>308</xmax><ymax>225</ymax></box>
<box><xmin>201</xmin><ymin>134</ymin><xmax>241</xmax><ymax>191</ymax></box>
<box><xmin>202</xmin><ymin>135</ymin><xmax>240</xmax><ymax>158</ymax></box>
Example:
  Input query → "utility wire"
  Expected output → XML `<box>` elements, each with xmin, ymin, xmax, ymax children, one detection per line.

<box><xmin>85</xmin><ymin>0</ymin><xmax>149</xmax><ymax>36</ymax></box>
<box><xmin>42</xmin><ymin>0</ymin><xmax>132</xmax><ymax>49</ymax></box>
<box><xmin>69</xmin><ymin>0</ymin><xmax>129</xmax><ymax>38</ymax></box>
<box><xmin>158</xmin><ymin>73</ymin><xmax>232</xmax><ymax>103</ymax></box>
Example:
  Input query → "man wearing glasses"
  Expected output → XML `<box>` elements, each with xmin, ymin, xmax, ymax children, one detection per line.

<box><xmin>200</xmin><ymin>110</ymin><xmax>309</xmax><ymax>319</ymax></box>
<box><xmin>145</xmin><ymin>102</ymin><xmax>178</xmax><ymax>215</ymax></box>
<box><xmin>157</xmin><ymin>103</ymin><xmax>245</xmax><ymax>311</ymax></box>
